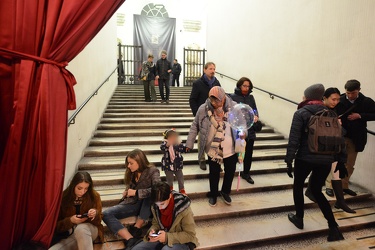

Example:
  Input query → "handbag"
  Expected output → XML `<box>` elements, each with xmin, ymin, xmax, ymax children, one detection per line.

<box><xmin>253</xmin><ymin>121</ymin><xmax>263</xmax><ymax>132</ymax></box>
<box><xmin>141</xmin><ymin>75</ymin><xmax>147</xmax><ymax>81</ymax></box>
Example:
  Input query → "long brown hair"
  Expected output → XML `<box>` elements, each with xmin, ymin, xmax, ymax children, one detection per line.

<box><xmin>61</xmin><ymin>172</ymin><xmax>95</xmax><ymax>208</ymax></box>
<box><xmin>124</xmin><ymin>149</ymin><xmax>154</xmax><ymax>186</ymax></box>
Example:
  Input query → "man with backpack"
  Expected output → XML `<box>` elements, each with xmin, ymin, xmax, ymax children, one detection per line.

<box><xmin>285</xmin><ymin>84</ymin><xmax>348</xmax><ymax>242</ymax></box>
<box><xmin>335</xmin><ymin>80</ymin><xmax>375</xmax><ymax>196</ymax></box>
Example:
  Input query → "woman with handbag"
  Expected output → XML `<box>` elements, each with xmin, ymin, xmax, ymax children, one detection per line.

<box><xmin>49</xmin><ymin>172</ymin><xmax>103</xmax><ymax>250</ymax></box>
<box><xmin>102</xmin><ymin>149</ymin><xmax>161</xmax><ymax>250</ymax></box>
<box><xmin>230</xmin><ymin>77</ymin><xmax>262</xmax><ymax>184</ymax></box>
<box><xmin>140</xmin><ymin>54</ymin><xmax>157</xmax><ymax>102</ymax></box>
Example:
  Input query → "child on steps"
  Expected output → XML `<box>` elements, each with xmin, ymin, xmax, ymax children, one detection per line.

<box><xmin>160</xmin><ymin>129</ymin><xmax>188</xmax><ymax>194</ymax></box>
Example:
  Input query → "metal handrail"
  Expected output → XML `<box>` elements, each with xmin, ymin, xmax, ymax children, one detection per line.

<box><xmin>67</xmin><ymin>65</ymin><xmax>118</xmax><ymax>126</ymax></box>
<box><xmin>216</xmin><ymin>71</ymin><xmax>299</xmax><ymax>105</ymax></box>
<box><xmin>216</xmin><ymin>71</ymin><xmax>375</xmax><ymax>135</ymax></box>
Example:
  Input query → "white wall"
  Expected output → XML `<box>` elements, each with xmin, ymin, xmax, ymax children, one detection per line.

<box><xmin>206</xmin><ymin>0</ymin><xmax>375</xmax><ymax>192</ymax></box>
<box><xmin>65</xmin><ymin>16</ymin><xmax>118</xmax><ymax>188</ymax></box>
<box><xmin>116</xmin><ymin>0</ymin><xmax>208</xmax><ymax>83</ymax></box>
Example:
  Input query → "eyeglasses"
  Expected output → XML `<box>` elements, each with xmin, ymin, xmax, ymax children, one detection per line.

<box><xmin>242</xmin><ymin>85</ymin><xmax>251</xmax><ymax>89</ymax></box>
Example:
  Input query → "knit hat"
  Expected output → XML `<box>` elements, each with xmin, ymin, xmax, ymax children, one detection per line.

<box><xmin>209</xmin><ymin>86</ymin><xmax>226</xmax><ymax>101</ymax></box>
<box><xmin>304</xmin><ymin>84</ymin><xmax>325</xmax><ymax>100</ymax></box>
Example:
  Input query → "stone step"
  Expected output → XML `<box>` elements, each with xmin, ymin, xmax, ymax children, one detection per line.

<box><xmin>84</xmin><ymin>139</ymin><xmax>287</xmax><ymax>157</ymax></box>
<box><xmin>78</xmin><ymin>149</ymin><xmax>286</xmax><ymax>170</ymax></box>
<box><xmin>97</xmin><ymin>122</ymin><xmax>194</xmax><ymax>130</ymax></box>
<box><xmin>106</xmin><ymin>104</ymin><xmax>191</xmax><ymax>109</ymax></box>
<box><xmin>111</xmin><ymin>95</ymin><xmax>190</xmax><ymax>99</ymax></box>
<box><xmin>102</xmin><ymin>112</ymin><xmax>193</xmax><ymax>118</ymax></box>
<box><xmin>195</xmin><ymin>203</ymin><xmax>375</xmax><ymax>249</ymax></box>
<box><xmin>87</xmin><ymin>160</ymin><xmax>288</xmax><ymax>185</ymax></box>
<box><xmin>92</xmin><ymin>127</ymin><xmax>275</xmax><ymax>137</ymax></box>
<box><xmin>89</xmin><ymin>134</ymin><xmax>285</xmax><ymax>146</ymax></box>
<box><xmin>100</xmin><ymin>117</ymin><xmax>194</xmax><ymax>123</ymax></box>
<box><xmin>96</xmin><ymin>172</ymin><xmax>294</xmax><ymax>207</ymax></box>
<box><xmin>105</xmin><ymin>108</ymin><xmax>193</xmax><ymax>114</ymax></box>
<box><xmin>109</xmin><ymin>100</ymin><xmax>188</xmax><ymax>104</ymax></box>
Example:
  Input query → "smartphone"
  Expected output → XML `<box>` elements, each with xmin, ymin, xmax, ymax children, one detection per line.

<box><xmin>150</xmin><ymin>232</ymin><xmax>160</xmax><ymax>237</ymax></box>
<box><xmin>76</xmin><ymin>213</ymin><xmax>88</xmax><ymax>218</ymax></box>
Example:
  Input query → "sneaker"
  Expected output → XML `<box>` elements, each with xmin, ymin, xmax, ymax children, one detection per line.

<box><xmin>325</xmin><ymin>188</ymin><xmax>334</xmax><ymax>197</ymax></box>
<box><xmin>160</xmin><ymin>100</ymin><xmax>165</xmax><ymax>103</ymax></box>
<box><xmin>124</xmin><ymin>237</ymin><xmax>142</xmax><ymax>250</ymax></box>
<box><xmin>199</xmin><ymin>161</ymin><xmax>207</xmax><ymax>170</ymax></box>
<box><xmin>343</xmin><ymin>188</ymin><xmax>357</xmax><ymax>196</ymax></box>
<box><xmin>220</xmin><ymin>191</ymin><xmax>232</xmax><ymax>205</ymax></box>
<box><xmin>288</xmin><ymin>213</ymin><xmax>304</xmax><ymax>229</ymax></box>
<box><xmin>208</xmin><ymin>197</ymin><xmax>217</xmax><ymax>207</ymax></box>
<box><xmin>166</xmin><ymin>100</ymin><xmax>170</xmax><ymax>104</ymax></box>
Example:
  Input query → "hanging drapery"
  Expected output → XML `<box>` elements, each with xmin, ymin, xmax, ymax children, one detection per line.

<box><xmin>0</xmin><ymin>0</ymin><xmax>124</xmax><ymax>249</ymax></box>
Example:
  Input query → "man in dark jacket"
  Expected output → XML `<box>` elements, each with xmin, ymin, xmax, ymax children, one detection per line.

<box><xmin>230</xmin><ymin>77</ymin><xmax>261</xmax><ymax>184</ymax></box>
<box><xmin>335</xmin><ymin>79</ymin><xmax>375</xmax><ymax>196</ymax></box>
<box><xmin>189</xmin><ymin>62</ymin><xmax>221</xmax><ymax>170</ymax></box>
<box><xmin>156</xmin><ymin>50</ymin><xmax>172</xmax><ymax>103</ymax></box>
<box><xmin>171</xmin><ymin>59</ymin><xmax>182</xmax><ymax>87</ymax></box>
<box><xmin>285</xmin><ymin>84</ymin><xmax>347</xmax><ymax>242</ymax></box>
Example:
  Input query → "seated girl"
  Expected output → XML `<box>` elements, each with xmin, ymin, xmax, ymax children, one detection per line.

<box><xmin>102</xmin><ymin>149</ymin><xmax>161</xmax><ymax>250</ymax></box>
<box><xmin>49</xmin><ymin>172</ymin><xmax>103</xmax><ymax>250</ymax></box>
<box><xmin>133</xmin><ymin>182</ymin><xmax>199</xmax><ymax>250</ymax></box>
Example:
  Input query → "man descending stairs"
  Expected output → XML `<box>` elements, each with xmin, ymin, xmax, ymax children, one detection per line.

<box><xmin>76</xmin><ymin>85</ymin><xmax>375</xmax><ymax>249</ymax></box>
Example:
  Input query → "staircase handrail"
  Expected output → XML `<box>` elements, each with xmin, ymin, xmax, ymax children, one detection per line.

<box><xmin>67</xmin><ymin>65</ymin><xmax>118</xmax><ymax>126</ymax></box>
<box><xmin>217</xmin><ymin>71</ymin><xmax>375</xmax><ymax>136</ymax></box>
<box><xmin>217</xmin><ymin>71</ymin><xmax>299</xmax><ymax>105</ymax></box>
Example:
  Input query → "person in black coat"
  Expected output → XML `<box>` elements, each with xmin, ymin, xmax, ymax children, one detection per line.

<box><xmin>285</xmin><ymin>84</ymin><xmax>347</xmax><ymax>242</ymax></box>
<box><xmin>155</xmin><ymin>50</ymin><xmax>172</xmax><ymax>103</ymax></box>
<box><xmin>335</xmin><ymin>79</ymin><xmax>375</xmax><ymax>196</ymax></box>
<box><xmin>230</xmin><ymin>77</ymin><xmax>261</xmax><ymax>184</ymax></box>
<box><xmin>188</xmin><ymin>62</ymin><xmax>221</xmax><ymax>170</ymax></box>
<box><xmin>171</xmin><ymin>59</ymin><xmax>182</xmax><ymax>87</ymax></box>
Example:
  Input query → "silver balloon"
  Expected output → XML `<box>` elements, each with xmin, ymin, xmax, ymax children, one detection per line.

<box><xmin>228</xmin><ymin>103</ymin><xmax>255</xmax><ymax>132</ymax></box>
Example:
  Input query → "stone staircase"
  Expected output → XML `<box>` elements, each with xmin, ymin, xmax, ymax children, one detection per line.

<box><xmin>77</xmin><ymin>85</ymin><xmax>375</xmax><ymax>249</ymax></box>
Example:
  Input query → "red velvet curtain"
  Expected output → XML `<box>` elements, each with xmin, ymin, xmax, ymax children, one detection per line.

<box><xmin>0</xmin><ymin>0</ymin><xmax>124</xmax><ymax>248</ymax></box>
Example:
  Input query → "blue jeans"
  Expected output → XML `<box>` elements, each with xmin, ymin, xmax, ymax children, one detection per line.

<box><xmin>133</xmin><ymin>241</ymin><xmax>190</xmax><ymax>250</ymax></box>
<box><xmin>102</xmin><ymin>198</ymin><xmax>152</xmax><ymax>234</ymax></box>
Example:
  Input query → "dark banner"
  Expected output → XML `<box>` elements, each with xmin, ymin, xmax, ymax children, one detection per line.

<box><xmin>134</xmin><ymin>14</ymin><xmax>176</xmax><ymax>69</ymax></box>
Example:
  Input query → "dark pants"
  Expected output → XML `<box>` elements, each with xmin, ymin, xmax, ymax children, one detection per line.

<box><xmin>143</xmin><ymin>80</ymin><xmax>157</xmax><ymax>101</ymax></box>
<box><xmin>172</xmin><ymin>74</ymin><xmax>180</xmax><ymax>87</ymax></box>
<box><xmin>243</xmin><ymin>139</ymin><xmax>255</xmax><ymax>175</ymax></box>
<box><xmin>158</xmin><ymin>78</ymin><xmax>170</xmax><ymax>100</ymax></box>
<box><xmin>293</xmin><ymin>159</ymin><xmax>338</xmax><ymax>228</ymax></box>
<box><xmin>208</xmin><ymin>154</ymin><xmax>237</xmax><ymax>197</ymax></box>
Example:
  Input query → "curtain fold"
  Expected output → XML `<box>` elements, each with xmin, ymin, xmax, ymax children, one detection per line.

<box><xmin>0</xmin><ymin>0</ymin><xmax>124</xmax><ymax>248</ymax></box>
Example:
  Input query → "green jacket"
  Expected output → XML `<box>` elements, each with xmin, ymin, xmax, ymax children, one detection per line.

<box><xmin>144</xmin><ymin>192</ymin><xmax>199</xmax><ymax>248</ymax></box>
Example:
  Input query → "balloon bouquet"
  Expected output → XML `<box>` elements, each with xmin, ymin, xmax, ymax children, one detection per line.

<box><xmin>228</xmin><ymin>103</ymin><xmax>255</xmax><ymax>191</ymax></box>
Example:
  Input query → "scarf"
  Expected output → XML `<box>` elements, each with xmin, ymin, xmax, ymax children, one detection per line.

<box><xmin>160</xmin><ymin>197</ymin><xmax>175</xmax><ymax>230</ymax></box>
<box><xmin>168</xmin><ymin>144</ymin><xmax>176</xmax><ymax>164</ymax></box>
<box><xmin>204</xmin><ymin>74</ymin><xmax>216</xmax><ymax>88</ymax></box>
<box><xmin>207</xmin><ymin>108</ymin><xmax>227</xmax><ymax>164</ymax></box>
<box><xmin>297</xmin><ymin>99</ymin><xmax>324</xmax><ymax>110</ymax></box>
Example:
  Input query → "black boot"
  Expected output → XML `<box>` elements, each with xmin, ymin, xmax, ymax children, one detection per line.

<box><xmin>327</xmin><ymin>226</ymin><xmax>344</xmax><ymax>242</ymax></box>
<box><xmin>288</xmin><ymin>213</ymin><xmax>304</xmax><ymax>229</ymax></box>
<box><xmin>331</xmin><ymin>180</ymin><xmax>356</xmax><ymax>214</ymax></box>
<box><xmin>124</xmin><ymin>238</ymin><xmax>142</xmax><ymax>250</ymax></box>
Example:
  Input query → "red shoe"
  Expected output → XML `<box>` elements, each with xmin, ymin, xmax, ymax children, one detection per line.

<box><xmin>180</xmin><ymin>189</ymin><xmax>187</xmax><ymax>195</ymax></box>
